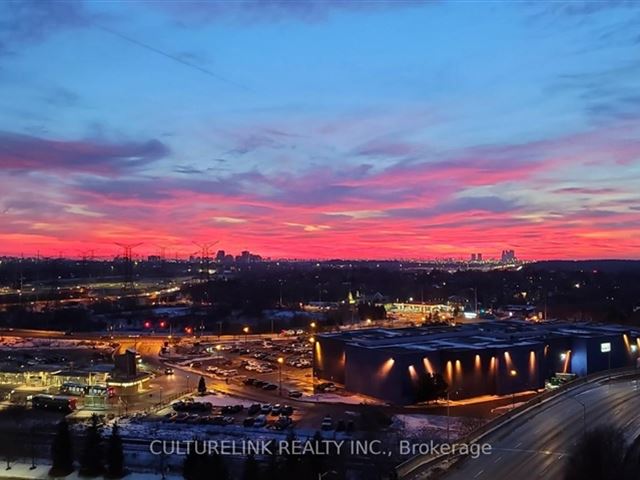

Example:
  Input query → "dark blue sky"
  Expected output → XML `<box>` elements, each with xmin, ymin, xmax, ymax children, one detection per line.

<box><xmin>1</xmin><ymin>1</ymin><xmax>639</xmax><ymax>259</ymax></box>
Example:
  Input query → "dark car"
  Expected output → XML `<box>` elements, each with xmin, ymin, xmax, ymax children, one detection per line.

<box><xmin>243</xmin><ymin>417</ymin><xmax>255</xmax><ymax>427</ymax></box>
<box><xmin>210</xmin><ymin>415</ymin><xmax>226</xmax><ymax>426</ymax></box>
<box><xmin>243</xmin><ymin>378</ymin><xmax>256</xmax><ymax>386</ymax></box>
<box><xmin>248</xmin><ymin>403</ymin><xmax>261</xmax><ymax>415</ymax></box>
<box><xmin>288</xmin><ymin>390</ymin><xmax>303</xmax><ymax>398</ymax></box>
<box><xmin>262</xmin><ymin>383</ymin><xmax>277</xmax><ymax>391</ymax></box>
<box><xmin>273</xmin><ymin>416</ymin><xmax>292</xmax><ymax>430</ymax></box>
<box><xmin>221</xmin><ymin>404</ymin><xmax>244</xmax><ymax>414</ymax></box>
<box><xmin>336</xmin><ymin>420</ymin><xmax>346</xmax><ymax>432</ymax></box>
<box><xmin>281</xmin><ymin>405</ymin><xmax>294</xmax><ymax>416</ymax></box>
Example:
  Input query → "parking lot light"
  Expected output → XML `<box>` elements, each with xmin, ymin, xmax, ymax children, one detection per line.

<box><xmin>277</xmin><ymin>357</ymin><xmax>284</xmax><ymax>396</ymax></box>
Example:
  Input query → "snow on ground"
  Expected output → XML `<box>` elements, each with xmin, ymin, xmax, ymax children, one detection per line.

<box><xmin>0</xmin><ymin>336</ymin><xmax>112</xmax><ymax>351</ymax></box>
<box><xmin>0</xmin><ymin>462</ymin><xmax>183</xmax><ymax>480</ymax></box>
<box><xmin>490</xmin><ymin>402</ymin><xmax>526</xmax><ymax>414</ymax></box>
<box><xmin>302</xmin><ymin>393</ymin><xmax>384</xmax><ymax>405</ymax></box>
<box><xmin>192</xmin><ymin>393</ymin><xmax>255</xmax><ymax>408</ymax></box>
<box><xmin>393</xmin><ymin>414</ymin><xmax>469</xmax><ymax>441</ymax></box>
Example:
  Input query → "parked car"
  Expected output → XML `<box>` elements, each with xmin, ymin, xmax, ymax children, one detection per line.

<box><xmin>248</xmin><ymin>403</ymin><xmax>261</xmax><ymax>415</ymax></box>
<box><xmin>164</xmin><ymin>367</ymin><xmax>174</xmax><ymax>375</ymax></box>
<box><xmin>273</xmin><ymin>416</ymin><xmax>292</xmax><ymax>430</ymax></box>
<box><xmin>174</xmin><ymin>412</ymin><xmax>189</xmax><ymax>422</ymax></box>
<box><xmin>221</xmin><ymin>404</ymin><xmax>244</xmax><ymax>414</ymax></box>
<box><xmin>210</xmin><ymin>415</ymin><xmax>226</xmax><ymax>426</ymax></box>
<box><xmin>260</xmin><ymin>404</ymin><xmax>272</xmax><ymax>414</ymax></box>
<box><xmin>243</xmin><ymin>417</ymin><xmax>255</xmax><ymax>427</ymax></box>
<box><xmin>321</xmin><ymin>415</ymin><xmax>333</xmax><ymax>431</ymax></box>
<box><xmin>253</xmin><ymin>414</ymin><xmax>267</xmax><ymax>427</ymax></box>
<box><xmin>281</xmin><ymin>405</ymin><xmax>294</xmax><ymax>416</ymax></box>
<box><xmin>262</xmin><ymin>383</ymin><xmax>277</xmax><ymax>391</ymax></box>
<box><xmin>288</xmin><ymin>390</ymin><xmax>303</xmax><ymax>398</ymax></box>
<box><xmin>270</xmin><ymin>404</ymin><xmax>282</xmax><ymax>416</ymax></box>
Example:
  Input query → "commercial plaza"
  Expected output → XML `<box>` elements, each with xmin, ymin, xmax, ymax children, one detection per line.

<box><xmin>313</xmin><ymin>320</ymin><xmax>640</xmax><ymax>404</ymax></box>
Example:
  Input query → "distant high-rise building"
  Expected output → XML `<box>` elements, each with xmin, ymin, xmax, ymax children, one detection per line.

<box><xmin>477</xmin><ymin>253</ymin><xmax>483</xmax><ymax>262</ymax></box>
<box><xmin>501</xmin><ymin>249</ymin><xmax>516</xmax><ymax>263</ymax></box>
<box><xmin>235</xmin><ymin>250</ymin><xmax>262</xmax><ymax>264</ymax></box>
<box><xmin>470</xmin><ymin>253</ymin><xmax>477</xmax><ymax>262</ymax></box>
<box><xmin>215</xmin><ymin>250</ymin><xmax>225</xmax><ymax>262</ymax></box>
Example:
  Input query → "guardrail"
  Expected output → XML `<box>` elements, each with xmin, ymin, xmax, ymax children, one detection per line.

<box><xmin>396</xmin><ymin>366</ymin><xmax>640</xmax><ymax>479</ymax></box>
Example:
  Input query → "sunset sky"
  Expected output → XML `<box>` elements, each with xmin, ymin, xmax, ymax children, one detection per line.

<box><xmin>1</xmin><ymin>1</ymin><xmax>639</xmax><ymax>260</ymax></box>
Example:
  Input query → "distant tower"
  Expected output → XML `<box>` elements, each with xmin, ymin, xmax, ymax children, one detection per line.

<box><xmin>477</xmin><ymin>253</ymin><xmax>483</xmax><ymax>262</ymax></box>
<box><xmin>115</xmin><ymin>243</ymin><xmax>142</xmax><ymax>291</ymax></box>
<box><xmin>470</xmin><ymin>253</ymin><xmax>477</xmax><ymax>262</ymax></box>
<box><xmin>501</xmin><ymin>249</ymin><xmax>516</xmax><ymax>263</ymax></box>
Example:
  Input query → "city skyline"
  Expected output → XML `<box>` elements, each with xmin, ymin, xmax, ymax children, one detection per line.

<box><xmin>1</xmin><ymin>1</ymin><xmax>640</xmax><ymax>260</ymax></box>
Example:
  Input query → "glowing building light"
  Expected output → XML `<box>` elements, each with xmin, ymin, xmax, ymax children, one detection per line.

<box><xmin>379</xmin><ymin>358</ymin><xmax>395</xmax><ymax>376</ymax></box>
<box><xmin>475</xmin><ymin>354</ymin><xmax>481</xmax><ymax>370</ymax></box>
<box><xmin>423</xmin><ymin>357</ymin><xmax>434</xmax><ymax>374</ymax></box>
<box><xmin>529</xmin><ymin>350</ymin><xmax>536</xmax><ymax>376</ymax></box>
<box><xmin>446</xmin><ymin>360</ymin><xmax>453</xmax><ymax>382</ymax></box>
<box><xmin>408</xmin><ymin>365</ymin><xmax>418</xmax><ymax>381</ymax></box>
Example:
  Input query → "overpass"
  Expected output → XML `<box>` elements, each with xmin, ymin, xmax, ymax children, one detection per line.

<box><xmin>398</xmin><ymin>368</ymin><xmax>640</xmax><ymax>480</ymax></box>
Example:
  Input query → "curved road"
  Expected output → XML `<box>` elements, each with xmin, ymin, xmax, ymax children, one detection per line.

<box><xmin>439</xmin><ymin>376</ymin><xmax>640</xmax><ymax>480</ymax></box>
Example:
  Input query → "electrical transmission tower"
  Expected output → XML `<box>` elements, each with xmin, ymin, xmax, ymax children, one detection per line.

<box><xmin>115</xmin><ymin>243</ymin><xmax>142</xmax><ymax>292</ymax></box>
<box><xmin>79</xmin><ymin>249</ymin><xmax>95</xmax><ymax>279</ymax></box>
<box><xmin>192</xmin><ymin>241</ymin><xmax>219</xmax><ymax>281</ymax></box>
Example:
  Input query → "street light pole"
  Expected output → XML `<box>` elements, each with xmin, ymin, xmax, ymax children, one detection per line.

<box><xmin>243</xmin><ymin>326</ymin><xmax>249</xmax><ymax>345</ymax></box>
<box><xmin>446</xmin><ymin>390</ymin><xmax>450</xmax><ymax>443</ymax></box>
<box><xmin>277</xmin><ymin>357</ymin><xmax>284</xmax><ymax>396</ymax></box>
<box><xmin>509</xmin><ymin>369</ymin><xmax>517</xmax><ymax>409</ymax></box>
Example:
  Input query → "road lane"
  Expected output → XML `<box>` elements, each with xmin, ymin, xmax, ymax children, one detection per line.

<box><xmin>442</xmin><ymin>377</ymin><xmax>640</xmax><ymax>480</ymax></box>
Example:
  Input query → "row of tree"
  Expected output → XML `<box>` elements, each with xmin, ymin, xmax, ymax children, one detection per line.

<box><xmin>50</xmin><ymin>416</ymin><xmax>124</xmax><ymax>478</ymax></box>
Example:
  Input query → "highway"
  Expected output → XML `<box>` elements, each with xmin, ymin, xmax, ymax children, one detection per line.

<box><xmin>439</xmin><ymin>376</ymin><xmax>640</xmax><ymax>480</ymax></box>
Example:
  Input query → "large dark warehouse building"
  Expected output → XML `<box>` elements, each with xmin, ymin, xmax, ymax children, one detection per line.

<box><xmin>313</xmin><ymin>320</ymin><xmax>640</xmax><ymax>404</ymax></box>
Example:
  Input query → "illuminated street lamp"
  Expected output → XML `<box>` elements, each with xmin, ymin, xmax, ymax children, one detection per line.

<box><xmin>216</xmin><ymin>344</ymin><xmax>222</xmax><ymax>359</ymax></box>
<box><xmin>243</xmin><ymin>326</ymin><xmax>249</xmax><ymax>345</ymax></box>
<box><xmin>309</xmin><ymin>336</ymin><xmax>315</xmax><ymax>344</ymax></box>
<box><xmin>509</xmin><ymin>369</ymin><xmax>517</xmax><ymax>409</ymax></box>
<box><xmin>277</xmin><ymin>357</ymin><xmax>284</xmax><ymax>396</ymax></box>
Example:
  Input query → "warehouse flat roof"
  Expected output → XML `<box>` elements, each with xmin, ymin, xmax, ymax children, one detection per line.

<box><xmin>319</xmin><ymin>320</ymin><xmax>640</xmax><ymax>354</ymax></box>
